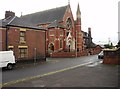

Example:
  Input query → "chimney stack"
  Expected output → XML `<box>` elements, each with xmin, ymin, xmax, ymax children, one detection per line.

<box><xmin>5</xmin><ymin>11</ymin><xmax>15</xmax><ymax>19</ymax></box>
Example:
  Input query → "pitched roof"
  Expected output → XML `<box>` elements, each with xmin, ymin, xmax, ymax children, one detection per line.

<box><xmin>89</xmin><ymin>42</ymin><xmax>96</xmax><ymax>48</ymax></box>
<box><xmin>82</xmin><ymin>31</ymin><xmax>89</xmax><ymax>38</ymax></box>
<box><xmin>9</xmin><ymin>16</ymin><xmax>44</xmax><ymax>30</ymax></box>
<box><xmin>0</xmin><ymin>16</ymin><xmax>45</xmax><ymax>30</ymax></box>
<box><xmin>0</xmin><ymin>16</ymin><xmax>14</xmax><ymax>27</ymax></box>
<box><xmin>21</xmin><ymin>5</ymin><xmax>68</xmax><ymax>25</ymax></box>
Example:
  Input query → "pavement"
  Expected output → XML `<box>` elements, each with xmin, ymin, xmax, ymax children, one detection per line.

<box><xmin>15</xmin><ymin>59</ymin><xmax>46</xmax><ymax>68</ymax></box>
<box><xmin>3</xmin><ymin>59</ymin><xmax>119</xmax><ymax>88</ymax></box>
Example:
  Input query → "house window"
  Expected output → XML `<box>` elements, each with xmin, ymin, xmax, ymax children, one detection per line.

<box><xmin>20</xmin><ymin>31</ymin><xmax>26</xmax><ymax>42</ymax></box>
<box><xmin>19</xmin><ymin>48</ymin><xmax>27</xmax><ymax>58</ymax></box>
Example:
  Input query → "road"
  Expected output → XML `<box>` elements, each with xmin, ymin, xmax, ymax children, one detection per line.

<box><xmin>2</xmin><ymin>55</ymin><xmax>102</xmax><ymax>86</ymax></box>
<box><xmin>8</xmin><ymin>61</ymin><xmax>118</xmax><ymax>87</ymax></box>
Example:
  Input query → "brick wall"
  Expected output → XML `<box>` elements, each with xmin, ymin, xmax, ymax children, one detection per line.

<box><xmin>50</xmin><ymin>52</ymin><xmax>76</xmax><ymax>58</ymax></box>
<box><xmin>2</xmin><ymin>26</ymin><xmax>46</xmax><ymax>61</ymax></box>
<box><xmin>103</xmin><ymin>56</ymin><xmax>119</xmax><ymax>64</ymax></box>
<box><xmin>0</xmin><ymin>28</ymin><xmax>6</xmax><ymax>51</ymax></box>
<box><xmin>46</xmin><ymin>28</ymin><xmax>65</xmax><ymax>52</ymax></box>
<box><xmin>26</xmin><ymin>30</ymin><xmax>46</xmax><ymax>60</ymax></box>
<box><xmin>103</xmin><ymin>48</ymin><xmax>120</xmax><ymax>64</ymax></box>
<box><xmin>50</xmin><ymin>51</ymin><xmax>88</xmax><ymax>58</ymax></box>
<box><xmin>50</xmin><ymin>47</ymin><xmax>101</xmax><ymax>58</ymax></box>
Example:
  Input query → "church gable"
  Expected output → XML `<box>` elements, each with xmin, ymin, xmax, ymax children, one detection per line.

<box><xmin>62</xmin><ymin>4</ymin><xmax>75</xmax><ymax>29</ymax></box>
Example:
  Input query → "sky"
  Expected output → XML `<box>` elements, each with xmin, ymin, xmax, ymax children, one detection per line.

<box><xmin>0</xmin><ymin>0</ymin><xmax>119</xmax><ymax>45</ymax></box>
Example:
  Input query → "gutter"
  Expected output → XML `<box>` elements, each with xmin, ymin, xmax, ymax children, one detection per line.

<box><xmin>5</xmin><ymin>26</ymin><xmax>9</xmax><ymax>51</ymax></box>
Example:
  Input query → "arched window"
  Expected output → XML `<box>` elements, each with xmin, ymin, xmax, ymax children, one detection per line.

<box><xmin>66</xmin><ymin>18</ymin><xmax>72</xmax><ymax>36</ymax></box>
<box><xmin>66</xmin><ymin>18</ymin><xmax>72</xmax><ymax>30</ymax></box>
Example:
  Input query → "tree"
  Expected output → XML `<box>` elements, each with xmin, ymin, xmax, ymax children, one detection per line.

<box><xmin>116</xmin><ymin>41</ymin><xmax>120</xmax><ymax>48</ymax></box>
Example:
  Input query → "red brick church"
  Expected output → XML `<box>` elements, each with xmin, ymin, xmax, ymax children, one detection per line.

<box><xmin>21</xmin><ymin>3</ymin><xmax>87</xmax><ymax>56</ymax></box>
<box><xmin>0</xmin><ymin>3</ymin><xmax>101</xmax><ymax>59</ymax></box>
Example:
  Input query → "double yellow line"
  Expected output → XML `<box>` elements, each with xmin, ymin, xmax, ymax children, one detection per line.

<box><xmin>0</xmin><ymin>61</ymin><xmax>93</xmax><ymax>87</ymax></box>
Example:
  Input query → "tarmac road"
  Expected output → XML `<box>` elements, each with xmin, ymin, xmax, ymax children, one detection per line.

<box><xmin>1</xmin><ymin>55</ymin><xmax>119</xmax><ymax>88</ymax></box>
<box><xmin>7</xmin><ymin>61</ymin><xmax>118</xmax><ymax>87</ymax></box>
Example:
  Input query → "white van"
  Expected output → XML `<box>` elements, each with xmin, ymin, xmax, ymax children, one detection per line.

<box><xmin>0</xmin><ymin>51</ymin><xmax>16</xmax><ymax>70</ymax></box>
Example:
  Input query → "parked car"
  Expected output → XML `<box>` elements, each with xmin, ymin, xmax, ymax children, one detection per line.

<box><xmin>0</xmin><ymin>51</ymin><xmax>16</xmax><ymax>70</ymax></box>
<box><xmin>98</xmin><ymin>51</ymin><xmax>104</xmax><ymax>59</ymax></box>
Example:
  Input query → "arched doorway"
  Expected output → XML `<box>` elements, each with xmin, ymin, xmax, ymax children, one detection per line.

<box><xmin>49</xmin><ymin>43</ymin><xmax>54</xmax><ymax>51</ymax></box>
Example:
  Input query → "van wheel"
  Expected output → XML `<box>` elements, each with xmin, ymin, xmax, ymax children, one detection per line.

<box><xmin>7</xmin><ymin>64</ymin><xmax>13</xmax><ymax>70</ymax></box>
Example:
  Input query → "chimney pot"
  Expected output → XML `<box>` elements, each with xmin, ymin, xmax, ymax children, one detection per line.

<box><xmin>5</xmin><ymin>11</ymin><xmax>15</xmax><ymax>19</ymax></box>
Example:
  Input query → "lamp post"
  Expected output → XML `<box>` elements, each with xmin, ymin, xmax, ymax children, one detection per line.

<box><xmin>76</xmin><ymin>30</ymin><xmax>77</xmax><ymax>58</ymax></box>
<box><xmin>34</xmin><ymin>48</ymin><xmax>37</xmax><ymax>64</ymax></box>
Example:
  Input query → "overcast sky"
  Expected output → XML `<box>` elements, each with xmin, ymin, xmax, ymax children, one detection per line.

<box><xmin>0</xmin><ymin>0</ymin><xmax>119</xmax><ymax>45</ymax></box>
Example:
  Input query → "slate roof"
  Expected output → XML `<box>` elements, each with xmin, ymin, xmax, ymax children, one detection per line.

<box><xmin>88</xmin><ymin>42</ymin><xmax>96</xmax><ymax>48</ymax></box>
<box><xmin>9</xmin><ymin>16</ymin><xmax>44</xmax><ymax>30</ymax></box>
<box><xmin>0</xmin><ymin>16</ymin><xmax>44</xmax><ymax>30</ymax></box>
<box><xmin>81</xmin><ymin>30</ymin><xmax>96</xmax><ymax>48</ymax></box>
<box><xmin>0</xmin><ymin>16</ymin><xmax>14</xmax><ymax>27</ymax></box>
<box><xmin>21</xmin><ymin>5</ymin><xmax>68</xmax><ymax>25</ymax></box>
<box><xmin>82</xmin><ymin>31</ymin><xmax>89</xmax><ymax>38</ymax></box>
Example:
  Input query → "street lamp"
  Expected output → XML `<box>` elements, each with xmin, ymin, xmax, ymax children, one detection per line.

<box><xmin>34</xmin><ymin>48</ymin><xmax>37</xmax><ymax>64</ymax></box>
<box><xmin>76</xmin><ymin>30</ymin><xmax>77</xmax><ymax>58</ymax></box>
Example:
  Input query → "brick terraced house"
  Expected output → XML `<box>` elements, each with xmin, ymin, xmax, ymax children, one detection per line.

<box><xmin>0</xmin><ymin>11</ymin><xmax>46</xmax><ymax>61</ymax></box>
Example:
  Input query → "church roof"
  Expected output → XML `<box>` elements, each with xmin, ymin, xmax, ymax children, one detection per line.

<box><xmin>21</xmin><ymin>5</ymin><xmax>68</xmax><ymax>25</ymax></box>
